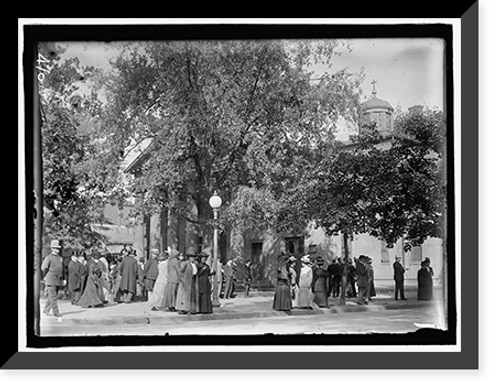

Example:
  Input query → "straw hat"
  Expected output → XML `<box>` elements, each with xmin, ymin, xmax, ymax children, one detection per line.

<box><xmin>50</xmin><ymin>239</ymin><xmax>61</xmax><ymax>248</ymax></box>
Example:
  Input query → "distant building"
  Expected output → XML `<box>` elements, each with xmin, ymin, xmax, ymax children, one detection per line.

<box><xmin>124</xmin><ymin>86</ymin><xmax>444</xmax><ymax>288</ymax></box>
<box><xmin>91</xmin><ymin>203</ymin><xmax>136</xmax><ymax>255</ymax></box>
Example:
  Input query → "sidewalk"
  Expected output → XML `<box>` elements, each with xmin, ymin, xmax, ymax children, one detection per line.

<box><xmin>41</xmin><ymin>287</ymin><xmax>441</xmax><ymax>326</ymax></box>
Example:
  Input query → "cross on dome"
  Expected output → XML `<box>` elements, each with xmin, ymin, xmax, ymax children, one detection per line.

<box><xmin>371</xmin><ymin>79</ymin><xmax>377</xmax><ymax>96</ymax></box>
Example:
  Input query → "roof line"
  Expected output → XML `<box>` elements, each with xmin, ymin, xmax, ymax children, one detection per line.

<box><xmin>123</xmin><ymin>139</ymin><xmax>155</xmax><ymax>174</ymax></box>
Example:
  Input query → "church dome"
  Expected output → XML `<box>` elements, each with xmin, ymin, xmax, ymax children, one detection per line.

<box><xmin>362</xmin><ymin>96</ymin><xmax>394</xmax><ymax>111</ymax></box>
<box><xmin>360</xmin><ymin>81</ymin><xmax>394</xmax><ymax>136</ymax></box>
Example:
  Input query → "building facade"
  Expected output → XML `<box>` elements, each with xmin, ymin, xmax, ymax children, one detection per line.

<box><xmin>124</xmin><ymin>89</ymin><xmax>444</xmax><ymax>289</ymax></box>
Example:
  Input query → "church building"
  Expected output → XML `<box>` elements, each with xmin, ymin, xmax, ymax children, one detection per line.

<box><xmin>124</xmin><ymin>84</ymin><xmax>444</xmax><ymax>289</ymax></box>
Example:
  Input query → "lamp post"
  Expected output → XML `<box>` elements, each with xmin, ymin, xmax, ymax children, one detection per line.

<box><xmin>209</xmin><ymin>190</ymin><xmax>223</xmax><ymax>307</ymax></box>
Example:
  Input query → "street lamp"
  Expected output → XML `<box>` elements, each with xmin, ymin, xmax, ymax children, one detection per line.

<box><xmin>209</xmin><ymin>190</ymin><xmax>223</xmax><ymax>307</ymax></box>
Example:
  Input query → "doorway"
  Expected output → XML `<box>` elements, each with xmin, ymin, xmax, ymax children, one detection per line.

<box><xmin>285</xmin><ymin>236</ymin><xmax>304</xmax><ymax>257</ymax></box>
<box><xmin>251</xmin><ymin>241</ymin><xmax>264</xmax><ymax>281</ymax></box>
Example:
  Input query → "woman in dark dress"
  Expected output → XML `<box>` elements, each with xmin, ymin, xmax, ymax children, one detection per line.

<box><xmin>418</xmin><ymin>258</ymin><xmax>434</xmax><ymax>300</ymax></box>
<box><xmin>311</xmin><ymin>257</ymin><xmax>329</xmax><ymax>308</ymax></box>
<box><xmin>192</xmin><ymin>252</ymin><xmax>214</xmax><ymax>314</ymax></box>
<box><xmin>77</xmin><ymin>253</ymin><xmax>105</xmax><ymax>308</ymax></box>
<box><xmin>272</xmin><ymin>255</ymin><xmax>293</xmax><ymax>311</ymax></box>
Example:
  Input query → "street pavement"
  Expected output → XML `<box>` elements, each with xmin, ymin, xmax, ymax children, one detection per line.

<box><xmin>43</xmin><ymin>306</ymin><xmax>443</xmax><ymax>336</ymax></box>
<box><xmin>39</xmin><ymin>287</ymin><xmax>446</xmax><ymax>336</ymax></box>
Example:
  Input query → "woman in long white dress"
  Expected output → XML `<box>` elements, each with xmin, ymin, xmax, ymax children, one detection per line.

<box><xmin>147</xmin><ymin>255</ymin><xmax>169</xmax><ymax>311</ymax></box>
<box><xmin>295</xmin><ymin>255</ymin><xmax>314</xmax><ymax>309</ymax></box>
<box><xmin>176</xmin><ymin>254</ymin><xmax>194</xmax><ymax>314</ymax></box>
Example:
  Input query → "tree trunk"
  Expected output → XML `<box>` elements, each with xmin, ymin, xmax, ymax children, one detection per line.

<box><xmin>340</xmin><ymin>232</ymin><xmax>350</xmax><ymax>306</ymax></box>
<box><xmin>194</xmin><ymin>194</ymin><xmax>212</xmax><ymax>251</ymax></box>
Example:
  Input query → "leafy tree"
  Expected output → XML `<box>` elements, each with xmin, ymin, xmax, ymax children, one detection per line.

<box><xmin>38</xmin><ymin>43</ymin><xmax>123</xmax><ymax>250</ymax></box>
<box><xmin>279</xmin><ymin>106</ymin><xmax>445</xmax><ymax>253</ymax></box>
<box><xmin>101</xmin><ymin>40</ymin><xmax>365</xmax><ymax>242</ymax></box>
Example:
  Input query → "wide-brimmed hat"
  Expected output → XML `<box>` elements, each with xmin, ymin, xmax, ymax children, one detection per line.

<box><xmin>169</xmin><ymin>249</ymin><xmax>180</xmax><ymax>258</ymax></box>
<box><xmin>198</xmin><ymin>252</ymin><xmax>209</xmax><ymax>258</ymax></box>
<box><xmin>50</xmin><ymin>239</ymin><xmax>61</xmax><ymax>248</ymax></box>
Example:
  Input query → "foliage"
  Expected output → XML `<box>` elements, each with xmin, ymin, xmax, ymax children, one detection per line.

<box><xmin>38</xmin><ymin>43</ymin><xmax>125</xmax><ymax>250</ymax></box>
<box><xmin>101</xmin><ymin>40</ymin><xmax>365</xmax><ymax>234</ymax></box>
<box><xmin>278</xmin><ymin>107</ymin><xmax>446</xmax><ymax>250</ymax></box>
<box><xmin>37</xmin><ymin>39</ymin><xmax>446</xmax><ymax>256</ymax></box>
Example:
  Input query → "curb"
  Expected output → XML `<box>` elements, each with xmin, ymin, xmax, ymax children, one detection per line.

<box><xmin>52</xmin><ymin>300</ymin><xmax>435</xmax><ymax>326</ymax></box>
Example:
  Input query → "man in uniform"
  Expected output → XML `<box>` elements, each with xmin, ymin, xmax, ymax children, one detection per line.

<box><xmin>41</xmin><ymin>240</ymin><xmax>66</xmax><ymax>318</ymax></box>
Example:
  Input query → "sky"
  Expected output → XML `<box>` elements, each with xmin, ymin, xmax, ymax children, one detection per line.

<box><xmin>321</xmin><ymin>38</ymin><xmax>444</xmax><ymax>111</ymax></box>
<box><xmin>60</xmin><ymin>37</ymin><xmax>444</xmax><ymax>113</ymax></box>
<box><xmin>59</xmin><ymin>37</ymin><xmax>444</xmax><ymax>152</ymax></box>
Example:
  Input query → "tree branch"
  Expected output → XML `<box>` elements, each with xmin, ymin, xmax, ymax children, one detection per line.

<box><xmin>144</xmin><ymin>97</ymin><xmax>161</xmax><ymax>115</ymax></box>
<box><xmin>245</xmin><ymin>61</ymin><xmax>263</xmax><ymax>119</ymax></box>
<box><xmin>186</xmin><ymin>55</ymin><xmax>193</xmax><ymax>89</ymax></box>
<box><xmin>217</xmin><ymin>116</ymin><xmax>259</xmax><ymax>186</ymax></box>
<box><xmin>122</xmin><ymin>134</ymin><xmax>154</xmax><ymax>160</ymax></box>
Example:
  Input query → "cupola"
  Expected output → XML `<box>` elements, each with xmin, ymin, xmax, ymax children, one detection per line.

<box><xmin>360</xmin><ymin>79</ymin><xmax>394</xmax><ymax>137</ymax></box>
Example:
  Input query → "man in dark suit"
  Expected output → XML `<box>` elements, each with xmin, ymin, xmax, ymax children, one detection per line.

<box><xmin>327</xmin><ymin>258</ymin><xmax>342</xmax><ymax>298</ymax></box>
<box><xmin>67</xmin><ymin>252</ymin><xmax>87</xmax><ymax>305</ymax></box>
<box><xmin>118</xmin><ymin>248</ymin><xmax>139</xmax><ymax>303</ymax></box>
<box><xmin>223</xmin><ymin>259</ymin><xmax>236</xmax><ymax>299</ymax></box>
<box><xmin>393</xmin><ymin>256</ymin><xmax>408</xmax><ymax>300</ymax></box>
<box><xmin>144</xmin><ymin>248</ymin><xmax>160</xmax><ymax>299</ymax></box>
<box><xmin>41</xmin><ymin>240</ymin><xmax>66</xmax><ymax>318</ymax></box>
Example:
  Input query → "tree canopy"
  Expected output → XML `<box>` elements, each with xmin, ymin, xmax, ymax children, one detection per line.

<box><xmin>277</xmin><ymin>106</ymin><xmax>446</xmax><ymax>250</ymax></box>
<box><xmin>100</xmin><ymin>40</ymin><xmax>365</xmax><ymax>233</ymax></box>
<box><xmin>37</xmin><ymin>39</ymin><xmax>446</xmax><ymax>256</ymax></box>
<box><xmin>38</xmin><ymin>42</ymin><xmax>126</xmax><ymax>250</ymax></box>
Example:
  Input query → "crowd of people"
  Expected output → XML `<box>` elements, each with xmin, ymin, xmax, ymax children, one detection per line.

<box><xmin>82</xmin><ymin>246</ymin><xmax>222</xmax><ymax>315</ymax></box>
<box><xmin>40</xmin><ymin>239</ymin><xmax>436</xmax><ymax>319</ymax></box>
<box><xmin>272</xmin><ymin>253</ymin><xmax>377</xmax><ymax>311</ymax></box>
<box><xmin>42</xmin><ymin>242</ymin><xmax>252</xmax><ymax>317</ymax></box>
<box><xmin>271</xmin><ymin>252</ymin><xmax>435</xmax><ymax>311</ymax></box>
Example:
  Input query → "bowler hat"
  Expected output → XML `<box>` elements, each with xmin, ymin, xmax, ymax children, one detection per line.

<box><xmin>50</xmin><ymin>239</ymin><xmax>61</xmax><ymax>248</ymax></box>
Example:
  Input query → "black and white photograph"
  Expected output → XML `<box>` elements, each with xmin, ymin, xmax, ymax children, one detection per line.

<box><xmin>14</xmin><ymin>15</ymin><xmax>481</xmax><ymax>372</ymax></box>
